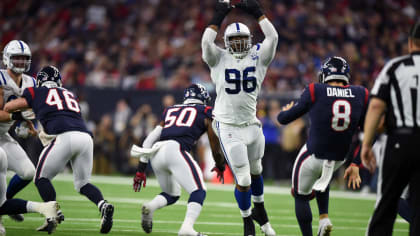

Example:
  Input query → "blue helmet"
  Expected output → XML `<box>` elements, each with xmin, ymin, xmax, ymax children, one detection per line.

<box><xmin>183</xmin><ymin>83</ymin><xmax>211</xmax><ymax>105</ymax></box>
<box><xmin>318</xmin><ymin>56</ymin><xmax>350</xmax><ymax>85</ymax></box>
<box><xmin>36</xmin><ymin>65</ymin><xmax>62</xmax><ymax>88</ymax></box>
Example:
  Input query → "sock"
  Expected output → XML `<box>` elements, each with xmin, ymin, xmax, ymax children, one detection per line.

<box><xmin>147</xmin><ymin>194</ymin><xmax>169</xmax><ymax>212</ymax></box>
<box><xmin>188</xmin><ymin>190</ymin><xmax>206</xmax><ymax>205</ymax></box>
<box><xmin>398</xmin><ymin>198</ymin><xmax>412</xmax><ymax>223</ymax></box>
<box><xmin>35</xmin><ymin>178</ymin><xmax>56</xmax><ymax>202</ymax></box>
<box><xmin>251</xmin><ymin>175</ymin><xmax>264</xmax><ymax>203</ymax></box>
<box><xmin>26</xmin><ymin>201</ymin><xmax>41</xmax><ymax>213</ymax></box>
<box><xmin>80</xmin><ymin>183</ymin><xmax>104</xmax><ymax>206</ymax></box>
<box><xmin>6</xmin><ymin>174</ymin><xmax>31</xmax><ymax>199</ymax></box>
<box><xmin>315</xmin><ymin>187</ymin><xmax>329</xmax><ymax>215</ymax></box>
<box><xmin>234</xmin><ymin>188</ymin><xmax>252</xmax><ymax>217</ymax></box>
<box><xmin>295</xmin><ymin>198</ymin><xmax>313</xmax><ymax>236</ymax></box>
<box><xmin>0</xmin><ymin>199</ymin><xmax>28</xmax><ymax>215</ymax></box>
<box><xmin>181</xmin><ymin>202</ymin><xmax>202</xmax><ymax>231</ymax></box>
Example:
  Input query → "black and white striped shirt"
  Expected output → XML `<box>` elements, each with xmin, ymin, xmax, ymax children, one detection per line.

<box><xmin>371</xmin><ymin>52</ymin><xmax>420</xmax><ymax>132</ymax></box>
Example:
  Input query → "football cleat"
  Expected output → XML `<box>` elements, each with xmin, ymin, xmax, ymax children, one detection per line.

<box><xmin>317</xmin><ymin>218</ymin><xmax>333</xmax><ymax>236</ymax></box>
<box><xmin>0</xmin><ymin>216</ymin><xmax>5</xmax><ymax>236</ymax></box>
<box><xmin>251</xmin><ymin>206</ymin><xmax>276</xmax><ymax>236</ymax></box>
<box><xmin>100</xmin><ymin>201</ymin><xmax>114</xmax><ymax>234</ymax></box>
<box><xmin>178</xmin><ymin>228</ymin><xmax>207</xmax><ymax>236</ymax></box>
<box><xmin>243</xmin><ymin>216</ymin><xmax>255</xmax><ymax>236</ymax></box>
<box><xmin>37</xmin><ymin>210</ymin><xmax>64</xmax><ymax>232</ymax></box>
<box><xmin>141</xmin><ymin>205</ymin><xmax>153</xmax><ymax>233</ymax></box>
<box><xmin>37</xmin><ymin>201</ymin><xmax>60</xmax><ymax>234</ymax></box>
<box><xmin>8</xmin><ymin>214</ymin><xmax>24</xmax><ymax>222</ymax></box>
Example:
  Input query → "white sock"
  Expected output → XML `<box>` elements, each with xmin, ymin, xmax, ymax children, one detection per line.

<box><xmin>26</xmin><ymin>201</ymin><xmax>41</xmax><ymax>213</ymax></box>
<box><xmin>240</xmin><ymin>207</ymin><xmax>252</xmax><ymax>217</ymax></box>
<box><xmin>98</xmin><ymin>200</ymin><xmax>105</xmax><ymax>210</ymax></box>
<box><xmin>252</xmin><ymin>194</ymin><xmax>264</xmax><ymax>203</ymax></box>
<box><xmin>147</xmin><ymin>194</ymin><xmax>168</xmax><ymax>212</ymax></box>
<box><xmin>181</xmin><ymin>202</ymin><xmax>202</xmax><ymax>230</ymax></box>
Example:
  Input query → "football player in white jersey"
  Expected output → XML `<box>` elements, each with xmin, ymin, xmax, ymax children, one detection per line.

<box><xmin>201</xmin><ymin>1</ymin><xmax>278</xmax><ymax>235</ymax></box>
<box><xmin>0</xmin><ymin>40</ymin><xmax>37</xmax><ymax>222</ymax></box>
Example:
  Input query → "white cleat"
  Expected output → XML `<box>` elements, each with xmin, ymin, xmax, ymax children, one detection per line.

<box><xmin>38</xmin><ymin>201</ymin><xmax>59</xmax><ymax>234</ymax></box>
<box><xmin>178</xmin><ymin>228</ymin><xmax>207</xmax><ymax>236</ymax></box>
<box><xmin>0</xmin><ymin>216</ymin><xmax>5</xmax><ymax>236</ymax></box>
<box><xmin>260</xmin><ymin>222</ymin><xmax>276</xmax><ymax>236</ymax></box>
<box><xmin>141</xmin><ymin>205</ymin><xmax>153</xmax><ymax>233</ymax></box>
<box><xmin>317</xmin><ymin>218</ymin><xmax>333</xmax><ymax>236</ymax></box>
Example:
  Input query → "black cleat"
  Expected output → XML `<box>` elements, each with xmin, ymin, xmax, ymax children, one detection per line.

<box><xmin>37</xmin><ymin>210</ymin><xmax>64</xmax><ymax>232</ymax></box>
<box><xmin>100</xmin><ymin>201</ymin><xmax>114</xmax><ymax>234</ymax></box>
<box><xmin>243</xmin><ymin>216</ymin><xmax>255</xmax><ymax>236</ymax></box>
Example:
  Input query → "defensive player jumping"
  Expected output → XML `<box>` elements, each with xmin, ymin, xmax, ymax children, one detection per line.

<box><xmin>0</xmin><ymin>40</ymin><xmax>37</xmax><ymax>222</ymax></box>
<box><xmin>4</xmin><ymin>66</ymin><xmax>114</xmax><ymax>234</ymax></box>
<box><xmin>277</xmin><ymin>57</ymin><xmax>367</xmax><ymax>236</ymax></box>
<box><xmin>201</xmin><ymin>0</ymin><xmax>278</xmax><ymax>235</ymax></box>
<box><xmin>130</xmin><ymin>84</ymin><xmax>226</xmax><ymax>236</ymax></box>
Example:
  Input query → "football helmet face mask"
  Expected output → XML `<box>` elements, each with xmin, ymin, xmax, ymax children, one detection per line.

<box><xmin>183</xmin><ymin>83</ymin><xmax>211</xmax><ymax>105</ymax></box>
<box><xmin>2</xmin><ymin>40</ymin><xmax>32</xmax><ymax>74</ymax></box>
<box><xmin>318</xmin><ymin>56</ymin><xmax>350</xmax><ymax>85</ymax></box>
<box><xmin>36</xmin><ymin>65</ymin><xmax>62</xmax><ymax>88</ymax></box>
<box><xmin>224</xmin><ymin>22</ymin><xmax>252</xmax><ymax>59</ymax></box>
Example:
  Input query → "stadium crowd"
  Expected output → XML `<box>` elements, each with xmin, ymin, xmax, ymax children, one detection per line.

<box><xmin>1</xmin><ymin>0</ymin><xmax>419</xmax><ymax>184</ymax></box>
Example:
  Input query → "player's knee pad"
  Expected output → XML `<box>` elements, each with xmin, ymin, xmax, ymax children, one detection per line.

<box><xmin>291</xmin><ymin>188</ymin><xmax>315</xmax><ymax>201</ymax></box>
<box><xmin>250</xmin><ymin>159</ymin><xmax>262</xmax><ymax>175</ymax></box>
<box><xmin>160</xmin><ymin>192</ymin><xmax>180</xmax><ymax>206</ymax></box>
<box><xmin>19</xmin><ymin>166</ymin><xmax>35</xmax><ymax>180</ymax></box>
<box><xmin>235</xmin><ymin>169</ymin><xmax>251</xmax><ymax>187</ymax></box>
<box><xmin>188</xmin><ymin>189</ymin><xmax>206</xmax><ymax>205</ymax></box>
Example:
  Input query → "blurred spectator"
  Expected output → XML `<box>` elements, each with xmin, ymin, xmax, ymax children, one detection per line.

<box><xmin>113</xmin><ymin>98</ymin><xmax>132</xmax><ymax>136</ymax></box>
<box><xmin>281</xmin><ymin>117</ymin><xmax>307</xmax><ymax>179</ymax></box>
<box><xmin>93</xmin><ymin>114</ymin><xmax>115</xmax><ymax>174</ymax></box>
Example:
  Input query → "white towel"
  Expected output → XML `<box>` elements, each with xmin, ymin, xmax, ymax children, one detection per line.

<box><xmin>130</xmin><ymin>141</ymin><xmax>171</xmax><ymax>163</ymax></box>
<box><xmin>313</xmin><ymin>160</ymin><xmax>335</xmax><ymax>192</ymax></box>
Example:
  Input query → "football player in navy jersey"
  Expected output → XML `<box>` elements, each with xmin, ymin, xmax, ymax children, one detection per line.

<box><xmin>3</xmin><ymin>66</ymin><xmax>114</xmax><ymax>234</ymax></box>
<box><xmin>277</xmin><ymin>57</ymin><xmax>367</xmax><ymax>236</ymax></box>
<box><xmin>130</xmin><ymin>84</ymin><xmax>225</xmax><ymax>236</ymax></box>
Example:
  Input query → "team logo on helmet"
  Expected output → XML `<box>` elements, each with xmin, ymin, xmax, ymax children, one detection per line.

<box><xmin>36</xmin><ymin>65</ymin><xmax>62</xmax><ymax>88</ymax></box>
<box><xmin>318</xmin><ymin>56</ymin><xmax>350</xmax><ymax>85</ymax></box>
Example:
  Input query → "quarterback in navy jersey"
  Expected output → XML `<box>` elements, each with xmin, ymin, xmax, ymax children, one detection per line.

<box><xmin>277</xmin><ymin>57</ymin><xmax>367</xmax><ymax>236</ymax></box>
<box><xmin>4</xmin><ymin>66</ymin><xmax>114</xmax><ymax>234</ymax></box>
<box><xmin>130</xmin><ymin>84</ymin><xmax>225</xmax><ymax>236</ymax></box>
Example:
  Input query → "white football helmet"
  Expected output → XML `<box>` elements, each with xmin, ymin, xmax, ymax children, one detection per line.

<box><xmin>2</xmin><ymin>40</ymin><xmax>31</xmax><ymax>74</ymax></box>
<box><xmin>224</xmin><ymin>22</ymin><xmax>252</xmax><ymax>59</ymax></box>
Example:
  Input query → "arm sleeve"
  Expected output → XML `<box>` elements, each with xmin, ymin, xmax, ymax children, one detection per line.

<box><xmin>22</xmin><ymin>87</ymin><xmax>35</xmax><ymax>107</ymax></box>
<box><xmin>201</xmin><ymin>28</ymin><xmax>223</xmax><ymax>67</ymax></box>
<box><xmin>277</xmin><ymin>86</ymin><xmax>312</xmax><ymax>124</ymax></box>
<box><xmin>258</xmin><ymin>18</ymin><xmax>278</xmax><ymax>66</ymax></box>
<box><xmin>142</xmin><ymin>125</ymin><xmax>163</xmax><ymax>148</ymax></box>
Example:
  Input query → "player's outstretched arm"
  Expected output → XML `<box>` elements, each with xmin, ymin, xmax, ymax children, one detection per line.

<box><xmin>237</xmin><ymin>0</ymin><xmax>278</xmax><ymax>65</ymax></box>
<box><xmin>206</xmin><ymin>118</ymin><xmax>226</xmax><ymax>183</ymax></box>
<box><xmin>202</xmin><ymin>1</ymin><xmax>231</xmax><ymax>67</ymax></box>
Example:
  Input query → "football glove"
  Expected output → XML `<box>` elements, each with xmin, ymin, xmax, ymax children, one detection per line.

<box><xmin>236</xmin><ymin>0</ymin><xmax>264</xmax><ymax>19</ymax></box>
<box><xmin>211</xmin><ymin>163</ymin><xmax>226</xmax><ymax>184</ymax></box>
<box><xmin>133</xmin><ymin>172</ymin><xmax>147</xmax><ymax>192</ymax></box>
<box><xmin>209</xmin><ymin>0</ymin><xmax>232</xmax><ymax>27</ymax></box>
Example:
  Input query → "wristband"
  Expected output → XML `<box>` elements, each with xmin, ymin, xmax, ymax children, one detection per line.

<box><xmin>10</xmin><ymin>112</ymin><xmax>24</xmax><ymax>121</ymax></box>
<box><xmin>137</xmin><ymin>161</ymin><xmax>148</xmax><ymax>173</ymax></box>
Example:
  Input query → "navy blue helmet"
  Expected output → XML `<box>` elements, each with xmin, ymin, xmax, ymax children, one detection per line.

<box><xmin>183</xmin><ymin>83</ymin><xmax>211</xmax><ymax>105</ymax></box>
<box><xmin>36</xmin><ymin>65</ymin><xmax>62</xmax><ymax>88</ymax></box>
<box><xmin>318</xmin><ymin>56</ymin><xmax>350</xmax><ymax>85</ymax></box>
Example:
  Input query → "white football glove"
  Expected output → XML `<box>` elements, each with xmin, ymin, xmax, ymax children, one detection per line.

<box><xmin>15</xmin><ymin>122</ymin><xmax>30</xmax><ymax>139</ymax></box>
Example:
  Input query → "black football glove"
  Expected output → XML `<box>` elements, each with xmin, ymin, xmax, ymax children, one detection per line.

<box><xmin>236</xmin><ymin>0</ymin><xmax>264</xmax><ymax>19</ymax></box>
<box><xmin>209</xmin><ymin>0</ymin><xmax>232</xmax><ymax>27</ymax></box>
<box><xmin>211</xmin><ymin>163</ymin><xmax>226</xmax><ymax>184</ymax></box>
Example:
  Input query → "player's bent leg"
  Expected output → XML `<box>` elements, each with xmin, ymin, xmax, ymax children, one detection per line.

<box><xmin>179</xmin><ymin>189</ymin><xmax>206</xmax><ymax>236</ymax></box>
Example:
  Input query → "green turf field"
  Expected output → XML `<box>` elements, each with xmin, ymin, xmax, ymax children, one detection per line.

<box><xmin>3</xmin><ymin>174</ymin><xmax>409</xmax><ymax>236</ymax></box>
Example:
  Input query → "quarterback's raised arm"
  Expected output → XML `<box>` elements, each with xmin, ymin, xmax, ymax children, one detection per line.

<box><xmin>201</xmin><ymin>1</ymin><xmax>230</xmax><ymax>67</ymax></box>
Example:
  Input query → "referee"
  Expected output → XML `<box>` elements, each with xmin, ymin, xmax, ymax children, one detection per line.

<box><xmin>362</xmin><ymin>22</ymin><xmax>420</xmax><ymax>236</ymax></box>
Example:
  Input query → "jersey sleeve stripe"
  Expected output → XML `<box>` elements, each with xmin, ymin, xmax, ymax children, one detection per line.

<box><xmin>28</xmin><ymin>87</ymin><xmax>35</xmax><ymax>99</ymax></box>
<box><xmin>309</xmin><ymin>83</ymin><xmax>315</xmax><ymax>103</ymax></box>
<box><xmin>364</xmin><ymin>88</ymin><xmax>369</xmax><ymax>106</ymax></box>
<box><xmin>256</xmin><ymin>44</ymin><xmax>260</xmax><ymax>51</ymax></box>
<box><xmin>0</xmin><ymin>71</ymin><xmax>6</xmax><ymax>85</ymax></box>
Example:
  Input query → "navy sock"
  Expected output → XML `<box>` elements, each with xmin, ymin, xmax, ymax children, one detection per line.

<box><xmin>160</xmin><ymin>192</ymin><xmax>180</xmax><ymax>205</ymax></box>
<box><xmin>234</xmin><ymin>188</ymin><xmax>251</xmax><ymax>211</ymax></box>
<box><xmin>398</xmin><ymin>198</ymin><xmax>412</xmax><ymax>223</ymax></box>
<box><xmin>188</xmin><ymin>189</ymin><xmax>206</xmax><ymax>205</ymax></box>
<box><xmin>295</xmin><ymin>198</ymin><xmax>313</xmax><ymax>236</ymax></box>
<box><xmin>251</xmin><ymin>175</ymin><xmax>264</xmax><ymax>197</ymax></box>
<box><xmin>0</xmin><ymin>199</ymin><xmax>28</xmax><ymax>215</ymax></box>
<box><xmin>6</xmin><ymin>174</ymin><xmax>31</xmax><ymax>199</ymax></box>
<box><xmin>315</xmin><ymin>187</ymin><xmax>329</xmax><ymax>215</ymax></box>
<box><xmin>80</xmin><ymin>183</ymin><xmax>104</xmax><ymax>205</ymax></box>
<box><xmin>35</xmin><ymin>177</ymin><xmax>56</xmax><ymax>202</ymax></box>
